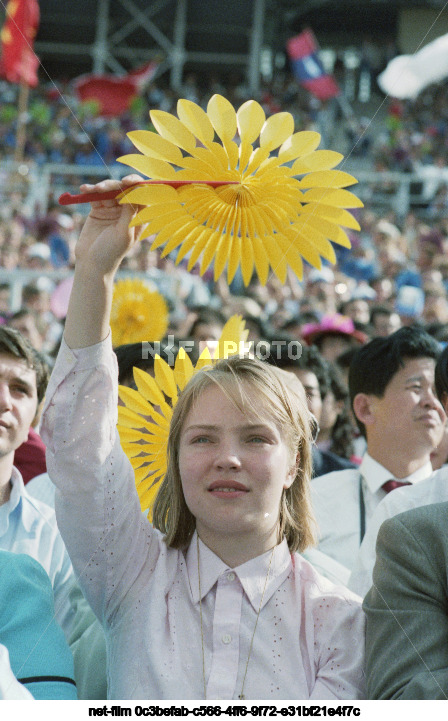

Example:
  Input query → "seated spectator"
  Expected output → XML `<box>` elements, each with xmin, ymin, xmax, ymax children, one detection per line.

<box><xmin>301</xmin><ymin>313</ymin><xmax>369</xmax><ymax>363</ymax></box>
<box><xmin>0</xmin><ymin>327</ymin><xmax>75</xmax><ymax>632</ymax></box>
<box><xmin>349</xmin><ymin>343</ymin><xmax>448</xmax><ymax>596</ymax></box>
<box><xmin>0</xmin><ymin>550</ymin><xmax>77</xmax><ymax>699</ymax></box>
<box><xmin>317</xmin><ymin>363</ymin><xmax>358</xmax><ymax>464</ymax></box>
<box><xmin>369</xmin><ymin>304</ymin><xmax>401</xmax><ymax>337</ymax></box>
<box><xmin>364</xmin><ymin>502</ymin><xmax>448</xmax><ymax>699</ymax></box>
<box><xmin>312</xmin><ymin>326</ymin><xmax>445</xmax><ymax>570</ymax></box>
<box><xmin>266</xmin><ymin>342</ymin><xmax>357</xmax><ymax>477</ymax></box>
<box><xmin>8</xmin><ymin>308</ymin><xmax>45</xmax><ymax>351</ymax></box>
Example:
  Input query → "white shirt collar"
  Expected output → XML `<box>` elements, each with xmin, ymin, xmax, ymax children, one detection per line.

<box><xmin>186</xmin><ymin>532</ymin><xmax>292</xmax><ymax>612</ymax></box>
<box><xmin>360</xmin><ymin>452</ymin><xmax>433</xmax><ymax>494</ymax></box>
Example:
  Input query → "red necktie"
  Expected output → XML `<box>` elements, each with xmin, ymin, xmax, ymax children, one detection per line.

<box><xmin>381</xmin><ymin>480</ymin><xmax>412</xmax><ymax>494</ymax></box>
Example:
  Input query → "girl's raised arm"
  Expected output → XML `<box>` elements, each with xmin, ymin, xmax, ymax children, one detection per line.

<box><xmin>64</xmin><ymin>175</ymin><xmax>143</xmax><ymax>349</ymax></box>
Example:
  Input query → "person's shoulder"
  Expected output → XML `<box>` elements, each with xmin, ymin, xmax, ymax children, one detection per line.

<box><xmin>378</xmin><ymin>466</ymin><xmax>448</xmax><ymax>515</ymax></box>
<box><xmin>0</xmin><ymin>549</ymin><xmax>51</xmax><ymax>587</ymax></box>
<box><xmin>19</xmin><ymin>480</ymin><xmax>59</xmax><ymax>529</ymax></box>
<box><xmin>312</xmin><ymin>465</ymin><xmax>359</xmax><ymax>491</ymax></box>
<box><xmin>312</xmin><ymin>447</ymin><xmax>357</xmax><ymax>478</ymax></box>
<box><xmin>294</xmin><ymin>552</ymin><xmax>362</xmax><ymax>605</ymax></box>
<box><xmin>383</xmin><ymin>500</ymin><xmax>448</xmax><ymax>538</ymax></box>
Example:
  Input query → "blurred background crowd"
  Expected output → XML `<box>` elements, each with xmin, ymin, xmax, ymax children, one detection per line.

<box><xmin>2</xmin><ymin>12</ymin><xmax>448</xmax><ymax>472</ymax></box>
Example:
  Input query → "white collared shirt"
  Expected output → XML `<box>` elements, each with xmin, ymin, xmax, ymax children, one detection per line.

<box><xmin>349</xmin><ymin>465</ymin><xmax>448</xmax><ymax>597</ymax></box>
<box><xmin>311</xmin><ymin>453</ymin><xmax>434</xmax><ymax>571</ymax></box>
<box><xmin>41</xmin><ymin>335</ymin><xmax>365</xmax><ymax>701</ymax></box>
<box><xmin>0</xmin><ymin>467</ymin><xmax>75</xmax><ymax>636</ymax></box>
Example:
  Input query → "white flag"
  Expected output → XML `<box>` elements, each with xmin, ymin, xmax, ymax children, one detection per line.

<box><xmin>378</xmin><ymin>33</ymin><xmax>448</xmax><ymax>99</ymax></box>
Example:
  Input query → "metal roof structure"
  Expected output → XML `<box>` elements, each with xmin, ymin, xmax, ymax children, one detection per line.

<box><xmin>3</xmin><ymin>0</ymin><xmax>448</xmax><ymax>91</ymax></box>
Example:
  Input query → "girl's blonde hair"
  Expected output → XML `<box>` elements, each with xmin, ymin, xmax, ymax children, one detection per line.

<box><xmin>152</xmin><ymin>355</ymin><xmax>316</xmax><ymax>553</ymax></box>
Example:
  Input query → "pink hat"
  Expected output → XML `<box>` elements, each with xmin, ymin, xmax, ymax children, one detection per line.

<box><xmin>302</xmin><ymin>313</ymin><xmax>369</xmax><ymax>346</ymax></box>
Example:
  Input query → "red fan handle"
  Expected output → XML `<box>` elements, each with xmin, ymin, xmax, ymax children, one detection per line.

<box><xmin>58</xmin><ymin>179</ymin><xmax>238</xmax><ymax>205</ymax></box>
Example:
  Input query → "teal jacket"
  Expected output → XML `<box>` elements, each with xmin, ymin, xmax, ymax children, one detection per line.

<box><xmin>0</xmin><ymin>550</ymin><xmax>77</xmax><ymax>699</ymax></box>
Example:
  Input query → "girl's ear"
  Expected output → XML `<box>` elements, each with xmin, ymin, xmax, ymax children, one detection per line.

<box><xmin>284</xmin><ymin>451</ymin><xmax>300</xmax><ymax>489</ymax></box>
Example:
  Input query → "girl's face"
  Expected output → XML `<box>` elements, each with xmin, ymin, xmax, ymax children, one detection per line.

<box><xmin>178</xmin><ymin>383</ymin><xmax>297</xmax><ymax>553</ymax></box>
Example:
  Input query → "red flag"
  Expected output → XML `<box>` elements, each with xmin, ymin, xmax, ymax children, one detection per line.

<box><xmin>0</xmin><ymin>0</ymin><xmax>40</xmax><ymax>87</ymax></box>
<box><xmin>287</xmin><ymin>29</ymin><xmax>340</xmax><ymax>101</ymax></box>
<box><xmin>74</xmin><ymin>60</ymin><xmax>159</xmax><ymax>117</ymax></box>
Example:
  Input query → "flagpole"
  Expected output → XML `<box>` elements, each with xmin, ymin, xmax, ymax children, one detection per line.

<box><xmin>14</xmin><ymin>79</ymin><xmax>30</xmax><ymax>163</ymax></box>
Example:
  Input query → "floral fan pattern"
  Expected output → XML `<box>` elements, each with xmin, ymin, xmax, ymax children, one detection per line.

<box><xmin>117</xmin><ymin>94</ymin><xmax>363</xmax><ymax>286</ymax></box>
<box><xmin>110</xmin><ymin>278</ymin><xmax>169</xmax><ymax>346</ymax></box>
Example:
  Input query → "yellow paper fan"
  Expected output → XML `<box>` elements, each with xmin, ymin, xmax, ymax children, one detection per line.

<box><xmin>111</xmin><ymin>278</ymin><xmax>169</xmax><ymax>346</ymax></box>
<box><xmin>117</xmin><ymin>314</ymin><xmax>249</xmax><ymax>517</ymax></box>
<box><xmin>117</xmin><ymin>94</ymin><xmax>363</xmax><ymax>286</ymax></box>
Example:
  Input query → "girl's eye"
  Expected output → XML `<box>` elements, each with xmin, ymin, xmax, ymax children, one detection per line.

<box><xmin>191</xmin><ymin>436</ymin><xmax>211</xmax><ymax>444</ymax></box>
<box><xmin>247</xmin><ymin>436</ymin><xmax>267</xmax><ymax>444</ymax></box>
<box><xmin>11</xmin><ymin>385</ymin><xmax>28</xmax><ymax>395</ymax></box>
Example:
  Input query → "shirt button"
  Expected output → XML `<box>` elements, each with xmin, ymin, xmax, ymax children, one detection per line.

<box><xmin>227</xmin><ymin>572</ymin><xmax>235</xmax><ymax>582</ymax></box>
<box><xmin>222</xmin><ymin>634</ymin><xmax>232</xmax><ymax>644</ymax></box>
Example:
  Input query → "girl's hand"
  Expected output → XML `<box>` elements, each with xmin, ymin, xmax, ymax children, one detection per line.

<box><xmin>75</xmin><ymin>174</ymin><xmax>144</xmax><ymax>275</ymax></box>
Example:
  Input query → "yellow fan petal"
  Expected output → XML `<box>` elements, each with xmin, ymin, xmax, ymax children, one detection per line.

<box><xmin>117</xmin><ymin>154</ymin><xmax>177</xmax><ymax>179</ymax></box>
<box><xmin>120</xmin><ymin>442</ymin><xmax>147</xmax><ymax>459</ymax></box>
<box><xmin>294</xmin><ymin>214</ymin><xmax>352</xmax><ymax>248</ymax></box>
<box><xmin>149</xmin><ymin>109</ymin><xmax>198</xmax><ymax>154</ymax></box>
<box><xmin>278</xmin><ymin>131</ymin><xmax>321</xmax><ymax>163</ymax></box>
<box><xmin>300</xmin><ymin>202</ymin><xmax>360</xmax><ymax>231</ymax></box>
<box><xmin>120</xmin><ymin>184</ymin><xmax>178</xmax><ymax>207</ymax></box>
<box><xmin>200</xmin><ymin>232</ymin><xmax>223</xmax><ymax>274</ymax></box>
<box><xmin>140</xmin><ymin>483</ymin><xmax>162</xmax><ymax>518</ymax></box>
<box><xmin>117</xmin><ymin>426</ymin><xmax>147</xmax><ymax>443</ymax></box>
<box><xmin>291</xmin><ymin>150</ymin><xmax>343</xmax><ymax>173</ymax></box>
<box><xmin>187</xmin><ymin>228</ymin><xmax>217</xmax><ymax>270</ymax></box>
<box><xmin>297</xmin><ymin>170</ymin><xmax>358</xmax><ymax>189</ymax></box>
<box><xmin>117</xmin><ymin>405</ymin><xmax>148</xmax><ymax>429</ymax></box>
<box><xmin>195</xmin><ymin>347</ymin><xmax>213</xmax><ymax>370</ymax></box>
<box><xmin>260</xmin><ymin>234</ymin><xmax>288</xmax><ymax>283</ymax></box>
<box><xmin>247</xmin><ymin>226</ymin><xmax>270</xmax><ymax>286</ymax></box>
<box><xmin>302</xmin><ymin>188</ymin><xmax>364</xmax><ymax>208</ymax></box>
<box><xmin>173</xmin><ymin>348</ymin><xmax>195</xmax><ymax>390</ymax></box>
<box><xmin>178</xmin><ymin>226</ymin><xmax>213</xmax><ymax>265</ymax></box>
<box><xmin>133</xmin><ymin>366</ymin><xmax>166</xmax><ymax>406</ymax></box>
<box><xmin>287</xmin><ymin>224</ymin><xmax>337</xmax><ymax>266</ymax></box>
<box><xmin>177</xmin><ymin>98</ymin><xmax>215</xmax><ymax>146</ymax></box>
<box><xmin>272</xmin><ymin>234</ymin><xmax>306</xmax><ymax>278</ymax></box>
<box><xmin>214</xmin><ymin>314</ymin><xmax>248</xmax><ymax>360</ymax></box>
<box><xmin>260</xmin><ymin>112</ymin><xmax>295</xmax><ymax>151</ymax></box>
<box><xmin>118</xmin><ymin>385</ymin><xmax>155</xmax><ymax>417</ymax></box>
<box><xmin>154</xmin><ymin>355</ymin><xmax>178</xmax><ymax>400</ymax></box>
<box><xmin>214</xmin><ymin>231</ymin><xmax>234</xmax><ymax>281</ymax></box>
<box><xmin>127</xmin><ymin>130</ymin><xmax>184</xmax><ymax>164</ymax></box>
<box><xmin>237</xmin><ymin>99</ymin><xmax>266</xmax><ymax>144</ymax></box>
<box><xmin>207</xmin><ymin>94</ymin><xmax>237</xmax><ymax>143</ymax></box>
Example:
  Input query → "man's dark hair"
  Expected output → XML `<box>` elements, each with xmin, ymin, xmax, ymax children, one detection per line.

<box><xmin>265</xmin><ymin>340</ymin><xmax>330</xmax><ymax>398</ymax></box>
<box><xmin>114</xmin><ymin>339</ymin><xmax>181</xmax><ymax>386</ymax></box>
<box><xmin>435</xmin><ymin>344</ymin><xmax>448</xmax><ymax>402</ymax></box>
<box><xmin>0</xmin><ymin>326</ymin><xmax>49</xmax><ymax>404</ymax></box>
<box><xmin>349</xmin><ymin>326</ymin><xmax>441</xmax><ymax>437</ymax></box>
<box><xmin>370</xmin><ymin>304</ymin><xmax>394</xmax><ymax>326</ymax></box>
<box><xmin>188</xmin><ymin>308</ymin><xmax>226</xmax><ymax>337</ymax></box>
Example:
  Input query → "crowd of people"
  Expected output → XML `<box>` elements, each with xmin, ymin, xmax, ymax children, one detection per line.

<box><xmin>1</xmin><ymin>59</ymin><xmax>448</xmax><ymax>702</ymax></box>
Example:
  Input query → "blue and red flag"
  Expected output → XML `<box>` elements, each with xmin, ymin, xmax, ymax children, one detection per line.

<box><xmin>287</xmin><ymin>29</ymin><xmax>340</xmax><ymax>101</ymax></box>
